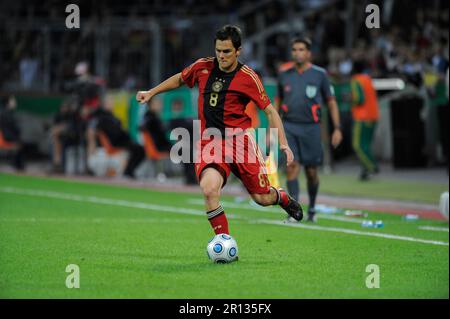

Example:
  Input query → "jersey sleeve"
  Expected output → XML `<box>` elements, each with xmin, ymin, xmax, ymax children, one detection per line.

<box><xmin>181</xmin><ymin>59</ymin><xmax>205</xmax><ymax>88</ymax></box>
<box><xmin>321</xmin><ymin>73</ymin><xmax>335</xmax><ymax>101</ymax></box>
<box><xmin>244</xmin><ymin>71</ymin><xmax>271</xmax><ymax>110</ymax></box>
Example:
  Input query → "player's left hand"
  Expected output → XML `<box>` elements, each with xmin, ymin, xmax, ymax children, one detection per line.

<box><xmin>280</xmin><ymin>144</ymin><xmax>294</xmax><ymax>166</ymax></box>
<box><xmin>331</xmin><ymin>129</ymin><xmax>343</xmax><ymax>148</ymax></box>
<box><xmin>136</xmin><ymin>90</ymin><xmax>153</xmax><ymax>104</ymax></box>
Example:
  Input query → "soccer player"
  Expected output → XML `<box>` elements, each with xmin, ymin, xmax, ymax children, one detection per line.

<box><xmin>276</xmin><ymin>37</ymin><xmax>342</xmax><ymax>222</ymax></box>
<box><xmin>350</xmin><ymin>60</ymin><xmax>380</xmax><ymax>181</ymax></box>
<box><xmin>137</xmin><ymin>25</ymin><xmax>303</xmax><ymax>236</ymax></box>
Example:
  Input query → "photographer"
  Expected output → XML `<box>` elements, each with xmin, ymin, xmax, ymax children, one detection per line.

<box><xmin>60</xmin><ymin>61</ymin><xmax>106</xmax><ymax>174</ymax></box>
<box><xmin>0</xmin><ymin>96</ymin><xmax>25</xmax><ymax>171</ymax></box>
<box><xmin>48</xmin><ymin>99</ymin><xmax>80</xmax><ymax>174</ymax></box>
<box><xmin>87</xmin><ymin>95</ymin><xmax>145</xmax><ymax>179</ymax></box>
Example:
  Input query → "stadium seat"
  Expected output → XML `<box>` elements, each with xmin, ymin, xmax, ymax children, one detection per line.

<box><xmin>0</xmin><ymin>131</ymin><xmax>17</xmax><ymax>150</ymax></box>
<box><xmin>95</xmin><ymin>130</ymin><xmax>127</xmax><ymax>177</ymax></box>
<box><xmin>97</xmin><ymin>131</ymin><xmax>125</xmax><ymax>156</ymax></box>
<box><xmin>140</xmin><ymin>130</ymin><xmax>170</xmax><ymax>179</ymax></box>
<box><xmin>141</xmin><ymin>130</ymin><xmax>169</xmax><ymax>161</ymax></box>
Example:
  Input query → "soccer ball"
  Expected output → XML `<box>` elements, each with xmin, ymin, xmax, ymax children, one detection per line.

<box><xmin>206</xmin><ymin>233</ymin><xmax>239</xmax><ymax>263</ymax></box>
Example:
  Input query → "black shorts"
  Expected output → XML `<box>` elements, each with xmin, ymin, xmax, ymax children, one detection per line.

<box><xmin>284</xmin><ymin>121</ymin><xmax>323</xmax><ymax>166</ymax></box>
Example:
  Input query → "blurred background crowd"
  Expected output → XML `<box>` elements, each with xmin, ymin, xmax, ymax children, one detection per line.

<box><xmin>0</xmin><ymin>0</ymin><xmax>448</xmax><ymax>184</ymax></box>
<box><xmin>1</xmin><ymin>0</ymin><xmax>448</xmax><ymax>88</ymax></box>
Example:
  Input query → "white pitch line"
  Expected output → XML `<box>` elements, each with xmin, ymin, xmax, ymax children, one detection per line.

<box><xmin>0</xmin><ymin>186</ymin><xmax>448</xmax><ymax>247</ymax></box>
<box><xmin>418</xmin><ymin>226</ymin><xmax>449</xmax><ymax>232</ymax></box>
<box><xmin>187</xmin><ymin>198</ymin><xmax>365</xmax><ymax>224</ymax></box>
<box><xmin>256</xmin><ymin>219</ymin><xmax>449</xmax><ymax>246</ymax></box>
<box><xmin>0</xmin><ymin>186</ymin><xmax>205</xmax><ymax>217</ymax></box>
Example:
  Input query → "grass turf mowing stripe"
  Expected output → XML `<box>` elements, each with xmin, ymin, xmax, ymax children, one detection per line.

<box><xmin>0</xmin><ymin>179</ymin><xmax>448</xmax><ymax>298</ymax></box>
<box><xmin>1</xmin><ymin>186</ymin><xmax>448</xmax><ymax>247</ymax></box>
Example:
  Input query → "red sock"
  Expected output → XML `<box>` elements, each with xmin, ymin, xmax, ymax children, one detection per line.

<box><xmin>207</xmin><ymin>206</ymin><xmax>229</xmax><ymax>234</ymax></box>
<box><xmin>272</xmin><ymin>187</ymin><xmax>289</xmax><ymax>207</ymax></box>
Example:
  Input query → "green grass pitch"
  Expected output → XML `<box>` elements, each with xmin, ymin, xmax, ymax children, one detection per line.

<box><xmin>0</xmin><ymin>173</ymin><xmax>448</xmax><ymax>298</ymax></box>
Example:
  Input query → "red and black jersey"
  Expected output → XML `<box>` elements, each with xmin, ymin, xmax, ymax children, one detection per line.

<box><xmin>181</xmin><ymin>57</ymin><xmax>271</xmax><ymax>136</ymax></box>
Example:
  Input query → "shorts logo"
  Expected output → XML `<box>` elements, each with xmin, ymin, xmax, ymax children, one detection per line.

<box><xmin>306</xmin><ymin>85</ymin><xmax>317</xmax><ymax>99</ymax></box>
<box><xmin>212</xmin><ymin>81</ymin><xmax>223</xmax><ymax>92</ymax></box>
<box><xmin>284</xmin><ymin>85</ymin><xmax>291</xmax><ymax>92</ymax></box>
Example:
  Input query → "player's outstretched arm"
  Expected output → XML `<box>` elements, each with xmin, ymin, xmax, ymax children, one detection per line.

<box><xmin>263</xmin><ymin>104</ymin><xmax>294</xmax><ymax>166</ymax></box>
<box><xmin>136</xmin><ymin>72</ymin><xmax>184</xmax><ymax>104</ymax></box>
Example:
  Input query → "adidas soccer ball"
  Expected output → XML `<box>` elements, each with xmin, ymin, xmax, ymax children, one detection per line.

<box><xmin>206</xmin><ymin>233</ymin><xmax>239</xmax><ymax>263</ymax></box>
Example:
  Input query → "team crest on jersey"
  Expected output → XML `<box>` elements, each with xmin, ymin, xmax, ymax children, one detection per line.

<box><xmin>306</xmin><ymin>85</ymin><xmax>317</xmax><ymax>98</ymax></box>
<box><xmin>212</xmin><ymin>81</ymin><xmax>223</xmax><ymax>92</ymax></box>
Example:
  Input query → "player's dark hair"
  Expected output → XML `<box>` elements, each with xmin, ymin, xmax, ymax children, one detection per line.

<box><xmin>352</xmin><ymin>60</ymin><xmax>366</xmax><ymax>74</ymax></box>
<box><xmin>291</xmin><ymin>37</ymin><xmax>312</xmax><ymax>50</ymax></box>
<box><xmin>215</xmin><ymin>25</ymin><xmax>242</xmax><ymax>50</ymax></box>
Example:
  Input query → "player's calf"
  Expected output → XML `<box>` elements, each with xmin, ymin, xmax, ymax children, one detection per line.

<box><xmin>199</xmin><ymin>168</ymin><xmax>229</xmax><ymax>234</ymax></box>
<box><xmin>199</xmin><ymin>169</ymin><xmax>223</xmax><ymax>210</ymax></box>
<box><xmin>252</xmin><ymin>187</ymin><xmax>303</xmax><ymax>221</ymax></box>
<box><xmin>251</xmin><ymin>193</ymin><xmax>277</xmax><ymax>207</ymax></box>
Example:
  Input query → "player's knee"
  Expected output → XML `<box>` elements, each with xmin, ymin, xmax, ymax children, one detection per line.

<box><xmin>286</xmin><ymin>162</ymin><xmax>300</xmax><ymax>177</ymax></box>
<box><xmin>200</xmin><ymin>182</ymin><xmax>221</xmax><ymax>199</ymax></box>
